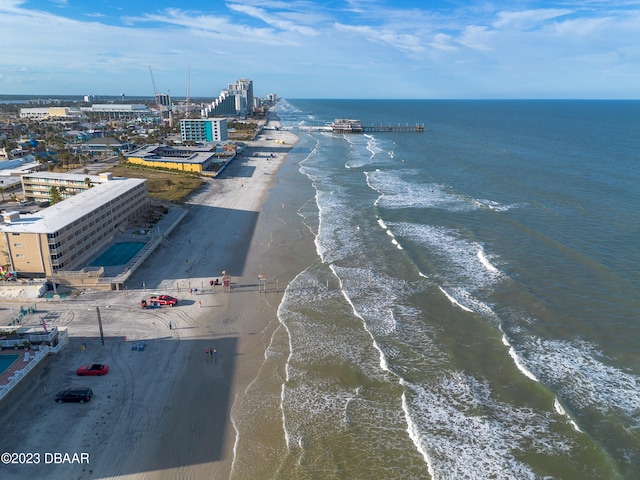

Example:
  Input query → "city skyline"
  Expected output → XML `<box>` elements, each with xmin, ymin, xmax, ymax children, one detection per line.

<box><xmin>1</xmin><ymin>0</ymin><xmax>638</xmax><ymax>99</ymax></box>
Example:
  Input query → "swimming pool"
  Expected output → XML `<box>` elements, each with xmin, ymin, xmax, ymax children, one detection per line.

<box><xmin>0</xmin><ymin>354</ymin><xmax>19</xmax><ymax>375</ymax></box>
<box><xmin>90</xmin><ymin>242</ymin><xmax>146</xmax><ymax>267</ymax></box>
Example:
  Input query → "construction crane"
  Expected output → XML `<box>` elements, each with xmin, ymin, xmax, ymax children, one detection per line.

<box><xmin>148</xmin><ymin>65</ymin><xmax>161</xmax><ymax>112</ymax></box>
<box><xmin>186</xmin><ymin>65</ymin><xmax>191</xmax><ymax>117</ymax></box>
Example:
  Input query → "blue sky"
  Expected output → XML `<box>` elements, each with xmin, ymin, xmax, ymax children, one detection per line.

<box><xmin>0</xmin><ymin>0</ymin><xmax>638</xmax><ymax>99</ymax></box>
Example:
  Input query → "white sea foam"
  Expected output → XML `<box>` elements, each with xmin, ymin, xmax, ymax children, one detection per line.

<box><xmin>553</xmin><ymin>397</ymin><xmax>582</xmax><ymax>432</ymax></box>
<box><xmin>477</xmin><ymin>248</ymin><xmax>499</xmax><ymax>273</ymax></box>
<box><xmin>390</xmin><ymin>223</ymin><xmax>503</xmax><ymax>289</ymax></box>
<box><xmin>277</xmin><ymin>266</ymin><xmax>420</xmax><ymax>470</ymax></box>
<box><xmin>438</xmin><ymin>285</ymin><xmax>473</xmax><ymax>312</ymax></box>
<box><xmin>473</xmin><ymin>198</ymin><xmax>523</xmax><ymax>211</ymax></box>
<box><xmin>508</xmin><ymin>344</ymin><xmax>540</xmax><ymax>382</ymax></box>
<box><xmin>403</xmin><ymin>372</ymin><xmax>572</xmax><ymax>479</ymax></box>
<box><xmin>332</xmin><ymin>265</ymin><xmax>391</xmax><ymax>371</ymax></box>
<box><xmin>343</xmin><ymin>133</ymin><xmax>391</xmax><ymax>169</ymax></box>
<box><xmin>388</xmin><ymin>222</ymin><xmax>503</xmax><ymax>317</ymax></box>
<box><xmin>377</xmin><ymin>217</ymin><xmax>403</xmax><ymax>249</ymax></box>
<box><xmin>401</xmin><ymin>382</ymin><xmax>436</xmax><ymax>479</ymax></box>
<box><xmin>281</xmin><ymin>383</ymin><xmax>290</xmax><ymax>450</ymax></box>
<box><xmin>524</xmin><ymin>338</ymin><xmax>640</xmax><ymax>417</ymax></box>
<box><xmin>366</xmin><ymin>169</ymin><xmax>522</xmax><ymax>213</ymax></box>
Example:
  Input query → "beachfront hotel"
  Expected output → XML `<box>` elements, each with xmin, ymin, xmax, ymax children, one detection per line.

<box><xmin>201</xmin><ymin>78</ymin><xmax>254</xmax><ymax>117</ymax></box>
<box><xmin>180</xmin><ymin>118</ymin><xmax>228</xmax><ymax>143</ymax></box>
<box><xmin>0</xmin><ymin>176</ymin><xmax>147</xmax><ymax>278</ymax></box>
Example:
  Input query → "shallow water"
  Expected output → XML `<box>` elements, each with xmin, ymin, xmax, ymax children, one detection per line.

<box><xmin>234</xmin><ymin>99</ymin><xmax>640</xmax><ymax>479</ymax></box>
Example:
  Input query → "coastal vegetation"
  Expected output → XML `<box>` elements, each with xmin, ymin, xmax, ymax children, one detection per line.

<box><xmin>105</xmin><ymin>164</ymin><xmax>203</xmax><ymax>203</ymax></box>
<box><xmin>228</xmin><ymin>120</ymin><xmax>260</xmax><ymax>140</ymax></box>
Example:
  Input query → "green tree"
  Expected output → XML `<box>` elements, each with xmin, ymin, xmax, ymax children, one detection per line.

<box><xmin>49</xmin><ymin>186</ymin><xmax>62</xmax><ymax>205</ymax></box>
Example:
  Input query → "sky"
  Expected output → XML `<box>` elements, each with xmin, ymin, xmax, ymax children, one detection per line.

<box><xmin>0</xmin><ymin>0</ymin><xmax>639</xmax><ymax>99</ymax></box>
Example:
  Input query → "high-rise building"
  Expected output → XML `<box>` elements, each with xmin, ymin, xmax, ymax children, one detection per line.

<box><xmin>229</xmin><ymin>79</ymin><xmax>253</xmax><ymax>117</ymax></box>
<box><xmin>180</xmin><ymin>118</ymin><xmax>228</xmax><ymax>143</ymax></box>
<box><xmin>202</xmin><ymin>78</ymin><xmax>254</xmax><ymax>117</ymax></box>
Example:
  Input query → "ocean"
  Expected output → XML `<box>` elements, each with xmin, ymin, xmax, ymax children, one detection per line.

<box><xmin>240</xmin><ymin>99</ymin><xmax>639</xmax><ymax>479</ymax></box>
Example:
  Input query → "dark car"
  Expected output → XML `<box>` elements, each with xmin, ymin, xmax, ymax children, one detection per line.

<box><xmin>55</xmin><ymin>388</ymin><xmax>94</xmax><ymax>403</ymax></box>
<box><xmin>76</xmin><ymin>364</ymin><xmax>109</xmax><ymax>376</ymax></box>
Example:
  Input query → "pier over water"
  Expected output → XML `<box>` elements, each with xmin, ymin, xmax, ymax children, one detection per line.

<box><xmin>282</xmin><ymin>118</ymin><xmax>425</xmax><ymax>134</ymax></box>
<box><xmin>331</xmin><ymin>118</ymin><xmax>424</xmax><ymax>133</ymax></box>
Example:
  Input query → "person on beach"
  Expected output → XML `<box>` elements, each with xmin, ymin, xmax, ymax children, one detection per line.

<box><xmin>169</xmin><ymin>321</ymin><xmax>172</xmax><ymax>330</ymax></box>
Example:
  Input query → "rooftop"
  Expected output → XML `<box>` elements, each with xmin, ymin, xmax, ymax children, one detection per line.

<box><xmin>0</xmin><ymin>177</ymin><xmax>147</xmax><ymax>234</ymax></box>
<box><xmin>22</xmin><ymin>171</ymin><xmax>104</xmax><ymax>183</ymax></box>
<box><xmin>126</xmin><ymin>145</ymin><xmax>220</xmax><ymax>165</ymax></box>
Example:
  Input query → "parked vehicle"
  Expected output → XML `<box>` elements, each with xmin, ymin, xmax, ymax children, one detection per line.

<box><xmin>76</xmin><ymin>364</ymin><xmax>109</xmax><ymax>376</ymax></box>
<box><xmin>55</xmin><ymin>388</ymin><xmax>94</xmax><ymax>403</ymax></box>
<box><xmin>148</xmin><ymin>294</ymin><xmax>178</xmax><ymax>306</ymax></box>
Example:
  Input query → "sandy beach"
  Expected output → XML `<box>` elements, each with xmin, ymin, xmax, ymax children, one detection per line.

<box><xmin>0</xmin><ymin>114</ymin><xmax>314</xmax><ymax>479</ymax></box>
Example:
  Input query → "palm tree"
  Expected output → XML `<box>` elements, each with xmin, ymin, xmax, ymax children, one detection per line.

<box><xmin>49</xmin><ymin>186</ymin><xmax>62</xmax><ymax>205</ymax></box>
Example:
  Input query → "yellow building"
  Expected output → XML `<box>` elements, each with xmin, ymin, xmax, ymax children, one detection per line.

<box><xmin>19</xmin><ymin>107</ymin><xmax>83</xmax><ymax>120</ymax></box>
<box><xmin>124</xmin><ymin>145</ymin><xmax>225</xmax><ymax>174</ymax></box>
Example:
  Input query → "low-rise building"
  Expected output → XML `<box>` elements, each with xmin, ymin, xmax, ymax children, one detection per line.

<box><xmin>76</xmin><ymin>136</ymin><xmax>133</xmax><ymax>156</ymax></box>
<box><xmin>80</xmin><ymin>104</ymin><xmax>153</xmax><ymax>120</ymax></box>
<box><xmin>21</xmin><ymin>172</ymin><xmax>114</xmax><ymax>203</ymax></box>
<box><xmin>124</xmin><ymin>144</ymin><xmax>227</xmax><ymax>174</ymax></box>
<box><xmin>19</xmin><ymin>107</ymin><xmax>84</xmax><ymax>121</ymax></box>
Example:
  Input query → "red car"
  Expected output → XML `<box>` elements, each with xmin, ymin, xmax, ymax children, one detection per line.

<box><xmin>76</xmin><ymin>364</ymin><xmax>109</xmax><ymax>376</ymax></box>
<box><xmin>149</xmin><ymin>294</ymin><xmax>178</xmax><ymax>306</ymax></box>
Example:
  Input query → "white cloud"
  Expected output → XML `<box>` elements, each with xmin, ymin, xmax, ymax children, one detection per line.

<box><xmin>457</xmin><ymin>25</ymin><xmax>496</xmax><ymax>52</ymax></box>
<box><xmin>227</xmin><ymin>3</ymin><xmax>319</xmax><ymax>36</ymax></box>
<box><xmin>429</xmin><ymin>33</ymin><xmax>458</xmax><ymax>53</ymax></box>
<box><xmin>334</xmin><ymin>23</ymin><xmax>424</xmax><ymax>55</ymax></box>
<box><xmin>493</xmin><ymin>9</ymin><xmax>573</xmax><ymax>30</ymax></box>
<box><xmin>0</xmin><ymin>0</ymin><xmax>638</xmax><ymax>98</ymax></box>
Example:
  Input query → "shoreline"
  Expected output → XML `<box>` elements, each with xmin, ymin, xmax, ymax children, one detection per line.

<box><xmin>0</xmin><ymin>109</ymin><xmax>315</xmax><ymax>479</ymax></box>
